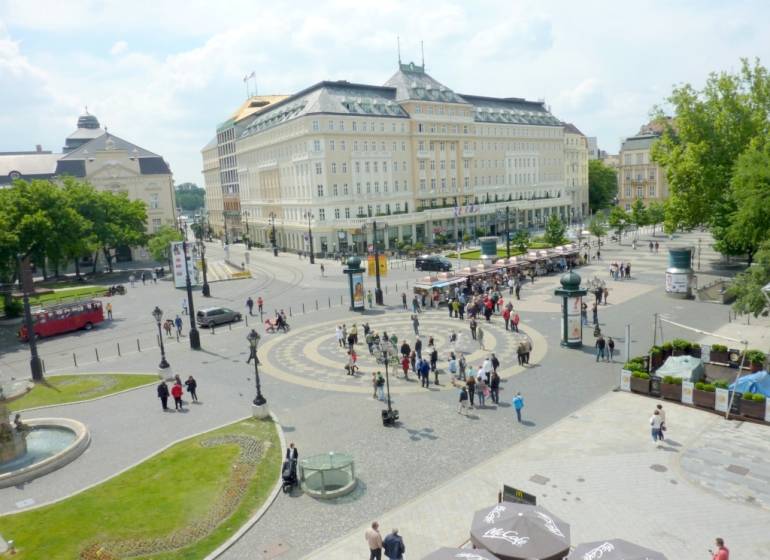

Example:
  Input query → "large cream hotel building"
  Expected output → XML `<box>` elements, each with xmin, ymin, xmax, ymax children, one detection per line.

<box><xmin>202</xmin><ymin>62</ymin><xmax>589</xmax><ymax>254</ymax></box>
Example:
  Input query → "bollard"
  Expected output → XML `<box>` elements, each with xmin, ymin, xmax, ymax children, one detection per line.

<box><xmin>73</xmin><ymin>353</ymin><xmax>78</xmax><ymax>367</ymax></box>
<box><xmin>137</xmin><ymin>339</ymin><xmax>141</xmax><ymax>352</ymax></box>
<box><xmin>328</xmin><ymin>296</ymin><xmax>331</xmax><ymax>308</ymax></box>
<box><xmin>290</xmin><ymin>307</ymin><xmax>293</xmax><ymax>317</ymax></box>
<box><xmin>42</xmin><ymin>360</ymin><xmax>46</xmax><ymax>373</ymax></box>
<box><xmin>212</xmin><ymin>323</ymin><xmax>216</xmax><ymax>334</ymax></box>
<box><xmin>229</xmin><ymin>322</ymin><xmax>232</xmax><ymax>331</ymax></box>
<box><xmin>303</xmin><ymin>303</ymin><xmax>305</xmax><ymax>314</ymax></box>
<box><xmin>316</xmin><ymin>300</ymin><xmax>319</xmax><ymax>311</ymax></box>
<box><xmin>245</xmin><ymin>315</ymin><xmax>248</xmax><ymax>326</ymax></box>
<box><xmin>95</xmin><ymin>348</ymin><xmax>100</xmax><ymax>362</ymax></box>
<box><xmin>117</xmin><ymin>342</ymin><xmax>121</xmax><ymax>357</ymax></box>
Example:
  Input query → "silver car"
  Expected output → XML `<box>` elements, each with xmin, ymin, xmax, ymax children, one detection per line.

<box><xmin>196</xmin><ymin>307</ymin><xmax>242</xmax><ymax>327</ymax></box>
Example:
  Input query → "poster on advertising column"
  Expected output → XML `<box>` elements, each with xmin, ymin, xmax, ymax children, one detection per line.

<box><xmin>352</xmin><ymin>273</ymin><xmax>365</xmax><ymax>309</ymax></box>
<box><xmin>170</xmin><ymin>241</ymin><xmax>200</xmax><ymax>289</ymax></box>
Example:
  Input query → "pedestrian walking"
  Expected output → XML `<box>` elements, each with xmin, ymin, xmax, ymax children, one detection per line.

<box><xmin>365</xmin><ymin>521</ymin><xmax>384</xmax><ymax>560</ymax></box>
<box><xmin>171</xmin><ymin>382</ymin><xmax>184</xmax><ymax>410</ymax></box>
<box><xmin>371</xmin><ymin>372</ymin><xmax>378</xmax><ymax>399</ymax></box>
<box><xmin>419</xmin><ymin>358</ymin><xmax>430</xmax><ymax>388</ymax></box>
<box><xmin>607</xmin><ymin>337</ymin><xmax>615</xmax><ymax>362</ymax></box>
<box><xmin>141</xmin><ymin>271</ymin><xmax>146</xmax><ymax>285</ymax></box>
<box><xmin>503</xmin><ymin>307</ymin><xmax>510</xmax><ymax>331</ymax></box>
<box><xmin>257</xmin><ymin>296</ymin><xmax>264</xmax><ymax>314</ymax></box>
<box><xmin>411</xmin><ymin>314</ymin><xmax>420</xmax><ymax>335</ymax></box>
<box><xmin>336</xmin><ymin>325</ymin><xmax>344</xmax><ymax>348</ymax></box>
<box><xmin>414</xmin><ymin>336</ymin><xmax>422</xmax><ymax>360</ymax></box>
<box><xmin>523</xmin><ymin>338</ymin><xmax>531</xmax><ymax>364</ymax></box>
<box><xmin>157</xmin><ymin>381</ymin><xmax>170</xmax><ymax>411</ymax></box>
<box><xmin>581</xmin><ymin>302</ymin><xmax>588</xmax><ymax>326</ymax></box>
<box><xmin>152</xmin><ymin>270</ymin><xmax>158</xmax><ymax>284</ymax></box>
<box><xmin>515</xmin><ymin>280</ymin><xmax>521</xmax><ymax>300</ymax></box>
<box><xmin>517</xmin><ymin>341</ymin><xmax>525</xmax><ymax>366</ymax></box>
<box><xmin>458</xmin><ymin>385</ymin><xmax>469</xmax><ymax>414</ymax></box>
<box><xmin>490</xmin><ymin>371</ymin><xmax>500</xmax><ymax>404</ymax></box>
<box><xmin>367</xmin><ymin>290</ymin><xmax>373</xmax><ymax>308</ymax></box>
<box><xmin>595</xmin><ymin>335</ymin><xmax>606</xmax><ymax>362</ymax></box>
<box><xmin>466</xmin><ymin>375</ymin><xmax>476</xmax><ymax>407</ymax></box>
<box><xmin>512</xmin><ymin>392</ymin><xmax>524</xmax><ymax>422</ymax></box>
<box><xmin>469</xmin><ymin>318</ymin><xmax>477</xmax><ymax>340</ymax></box>
<box><xmin>174</xmin><ymin>315</ymin><xmax>183</xmax><ymax>337</ymax></box>
<box><xmin>477</xmin><ymin>325</ymin><xmax>485</xmax><ymax>350</ymax></box>
<box><xmin>656</xmin><ymin>403</ymin><xmax>667</xmax><ymax>440</ymax></box>
<box><xmin>163</xmin><ymin>319</ymin><xmax>173</xmax><ymax>338</ymax></box>
<box><xmin>401</xmin><ymin>292</ymin><xmax>407</xmax><ymax>310</ymax></box>
<box><xmin>491</xmin><ymin>353</ymin><xmax>500</xmax><ymax>374</ymax></box>
<box><xmin>430</xmin><ymin>347</ymin><xmax>439</xmax><ymax>384</ymax></box>
<box><xmin>106</xmin><ymin>302</ymin><xmax>113</xmax><ymax>320</ymax></box>
<box><xmin>710</xmin><ymin>538</ymin><xmax>729</xmax><ymax>560</ymax></box>
<box><xmin>650</xmin><ymin>409</ymin><xmax>663</xmax><ymax>445</ymax></box>
<box><xmin>185</xmin><ymin>376</ymin><xmax>198</xmax><ymax>402</ymax></box>
<box><xmin>592</xmin><ymin>301</ymin><xmax>599</xmax><ymax>325</ymax></box>
<box><xmin>375</xmin><ymin>372</ymin><xmax>385</xmax><ymax>401</ymax></box>
<box><xmin>401</xmin><ymin>355</ymin><xmax>410</xmax><ymax>379</ymax></box>
<box><xmin>129</xmin><ymin>273</ymin><xmax>136</xmax><ymax>287</ymax></box>
<box><xmin>383</xmin><ymin>529</ymin><xmax>405</xmax><ymax>560</ymax></box>
<box><xmin>247</xmin><ymin>297</ymin><xmax>254</xmax><ymax>315</ymax></box>
<box><xmin>482</xmin><ymin>357</ymin><xmax>492</xmax><ymax>384</ymax></box>
<box><xmin>476</xmin><ymin>375</ymin><xmax>487</xmax><ymax>407</ymax></box>
<box><xmin>320</xmin><ymin>263</ymin><xmax>325</xmax><ymax>277</ymax></box>
<box><xmin>512</xmin><ymin>312</ymin><xmax>520</xmax><ymax>333</ymax></box>
<box><xmin>603</xmin><ymin>286</ymin><xmax>609</xmax><ymax>305</ymax></box>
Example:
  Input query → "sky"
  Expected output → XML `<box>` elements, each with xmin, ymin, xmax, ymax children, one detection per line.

<box><xmin>1</xmin><ymin>0</ymin><xmax>769</xmax><ymax>185</ymax></box>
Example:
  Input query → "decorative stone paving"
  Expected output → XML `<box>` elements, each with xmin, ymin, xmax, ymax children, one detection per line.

<box><xmin>256</xmin><ymin>312</ymin><xmax>547</xmax><ymax>394</ymax></box>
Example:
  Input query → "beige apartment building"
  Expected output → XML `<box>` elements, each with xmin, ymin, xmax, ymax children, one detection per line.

<box><xmin>563</xmin><ymin>123</ymin><xmax>589</xmax><ymax>216</ymax></box>
<box><xmin>616</xmin><ymin>132</ymin><xmax>668</xmax><ymax>210</ymax></box>
<box><xmin>202</xmin><ymin>62</ymin><xmax>589</xmax><ymax>254</ymax></box>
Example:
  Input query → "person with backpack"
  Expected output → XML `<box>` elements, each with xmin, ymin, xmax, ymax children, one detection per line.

<box><xmin>418</xmin><ymin>359</ymin><xmax>430</xmax><ymax>388</ymax></box>
<box><xmin>457</xmin><ymin>386</ymin><xmax>469</xmax><ymax>415</ymax></box>
<box><xmin>185</xmin><ymin>376</ymin><xmax>198</xmax><ymax>402</ymax></box>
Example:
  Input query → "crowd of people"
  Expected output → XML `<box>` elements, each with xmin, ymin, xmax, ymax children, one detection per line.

<box><xmin>156</xmin><ymin>375</ymin><xmax>199</xmax><ymax>411</ymax></box>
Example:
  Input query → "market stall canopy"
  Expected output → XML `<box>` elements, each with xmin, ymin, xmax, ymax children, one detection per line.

<box><xmin>729</xmin><ymin>370</ymin><xmax>770</xmax><ymax>397</ymax></box>
<box><xmin>470</xmin><ymin>502</ymin><xmax>570</xmax><ymax>560</ymax></box>
<box><xmin>422</xmin><ymin>547</ymin><xmax>497</xmax><ymax>560</ymax></box>
<box><xmin>655</xmin><ymin>355</ymin><xmax>704</xmax><ymax>382</ymax></box>
<box><xmin>566</xmin><ymin>538</ymin><xmax>668</xmax><ymax>560</ymax></box>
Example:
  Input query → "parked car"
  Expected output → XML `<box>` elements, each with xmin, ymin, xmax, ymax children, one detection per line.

<box><xmin>415</xmin><ymin>255</ymin><xmax>452</xmax><ymax>272</ymax></box>
<box><xmin>196</xmin><ymin>307</ymin><xmax>242</xmax><ymax>327</ymax></box>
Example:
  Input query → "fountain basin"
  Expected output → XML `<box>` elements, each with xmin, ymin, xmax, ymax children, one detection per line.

<box><xmin>0</xmin><ymin>418</ymin><xmax>90</xmax><ymax>489</ymax></box>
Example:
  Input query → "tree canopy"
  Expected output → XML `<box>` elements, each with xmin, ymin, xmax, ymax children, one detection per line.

<box><xmin>511</xmin><ymin>230</ymin><xmax>530</xmax><ymax>253</ymax></box>
<box><xmin>588</xmin><ymin>216</ymin><xmax>607</xmax><ymax>244</ymax></box>
<box><xmin>175</xmin><ymin>183</ymin><xmax>205</xmax><ymax>213</ymax></box>
<box><xmin>588</xmin><ymin>159</ymin><xmax>618</xmax><ymax>211</ymax></box>
<box><xmin>543</xmin><ymin>214</ymin><xmax>567</xmax><ymax>247</ymax></box>
<box><xmin>629</xmin><ymin>199</ymin><xmax>648</xmax><ymax>229</ymax></box>
<box><xmin>727</xmin><ymin>241</ymin><xmax>770</xmax><ymax>317</ymax></box>
<box><xmin>147</xmin><ymin>226</ymin><xmax>184</xmax><ymax>262</ymax></box>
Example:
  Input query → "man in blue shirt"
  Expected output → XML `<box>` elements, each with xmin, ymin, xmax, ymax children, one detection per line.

<box><xmin>512</xmin><ymin>392</ymin><xmax>524</xmax><ymax>423</ymax></box>
<box><xmin>383</xmin><ymin>528</ymin><xmax>405</xmax><ymax>560</ymax></box>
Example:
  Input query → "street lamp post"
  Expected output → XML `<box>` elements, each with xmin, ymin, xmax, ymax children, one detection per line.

<box><xmin>305</xmin><ymin>211</ymin><xmax>315</xmax><ymax>264</ymax></box>
<box><xmin>505</xmin><ymin>206</ymin><xmax>511</xmax><ymax>258</ymax></box>
<box><xmin>380</xmin><ymin>344</ymin><xmax>398</xmax><ymax>426</ymax></box>
<box><xmin>269</xmin><ymin>212</ymin><xmax>278</xmax><ymax>257</ymax></box>
<box><xmin>180</xmin><ymin>235</ymin><xmax>201</xmax><ymax>350</ymax></box>
<box><xmin>197</xmin><ymin>214</ymin><xmax>211</xmax><ymax>297</ymax></box>
<box><xmin>247</xmin><ymin>330</ymin><xmax>267</xmax><ymax>407</ymax></box>
<box><xmin>17</xmin><ymin>255</ymin><xmax>43</xmax><ymax>381</ymax></box>
<box><xmin>152</xmin><ymin>306</ymin><xmax>170</xmax><ymax>369</ymax></box>
<box><xmin>372</xmin><ymin>219</ymin><xmax>383</xmax><ymax>305</ymax></box>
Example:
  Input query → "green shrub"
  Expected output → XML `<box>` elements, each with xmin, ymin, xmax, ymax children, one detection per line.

<box><xmin>713</xmin><ymin>379</ymin><xmax>729</xmax><ymax>389</ymax></box>
<box><xmin>695</xmin><ymin>382</ymin><xmax>715</xmax><ymax>392</ymax></box>
<box><xmin>662</xmin><ymin>376</ymin><xmax>683</xmax><ymax>385</ymax></box>
<box><xmin>661</xmin><ymin>342</ymin><xmax>673</xmax><ymax>351</ymax></box>
<box><xmin>710</xmin><ymin>344</ymin><xmax>728</xmax><ymax>352</ymax></box>
<box><xmin>752</xmin><ymin>393</ymin><xmax>766</xmax><ymax>402</ymax></box>
<box><xmin>672</xmin><ymin>338</ymin><xmax>692</xmax><ymax>351</ymax></box>
<box><xmin>631</xmin><ymin>371</ymin><xmax>650</xmax><ymax>379</ymax></box>
<box><xmin>745</xmin><ymin>349</ymin><xmax>766</xmax><ymax>364</ymax></box>
<box><xmin>3</xmin><ymin>299</ymin><xmax>23</xmax><ymax>318</ymax></box>
<box><xmin>649</xmin><ymin>346</ymin><xmax>663</xmax><ymax>355</ymax></box>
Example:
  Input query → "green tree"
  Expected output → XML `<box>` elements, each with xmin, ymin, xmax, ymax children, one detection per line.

<box><xmin>511</xmin><ymin>230</ymin><xmax>530</xmax><ymax>253</ymax></box>
<box><xmin>651</xmin><ymin>59</ymin><xmax>770</xmax><ymax>256</ymax></box>
<box><xmin>588</xmin><ymin>216</ymin><xmax>607</xmax><ymax>247</ymax></box>
<box><xmin>646</xmin><ymin>201</ymin><xmax>666</xmax><ymax>236</ymax></box>
<box><xmin>147</xmin><ymin>226</ymin><xmax>183</xmax><ymax>262</ymax></box>
<box><xmin>543</xmin><ymin>214</ymin><xmax>567</xmax><ymax>247</ymax></box>
<box><xmin>588</xmin><ymin>159</ymin><xmax>618</xmax><ymax>211</ymax></box>
<box><xmin>91</xmin><ymin>191</ymin><xmax>148</xmax><ymax>272</ymax></box>
<box><xmin>727</xmin><ymin>241</ymin><xmax>770</xmax><ymax>316</ymax></box>
<box><xmin>175</xmin><ymin>183</ymin><xmax>206</xmax><ymax>213</ymax></box>
<box><xmin>630</xmin><ymin>199</ymin><xmax>648</xmax><ymax>229</ymax></box>
<box><xmin>608</xmin><ymin>206</ymin><xmax>630</xmax><ymax>244</ymax></box>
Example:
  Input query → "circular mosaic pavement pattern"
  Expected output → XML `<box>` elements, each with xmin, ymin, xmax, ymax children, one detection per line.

<box><xmin>256</xmin><ymin>311</ymin><xmax>547</xmax><ymax>394</ymax></box>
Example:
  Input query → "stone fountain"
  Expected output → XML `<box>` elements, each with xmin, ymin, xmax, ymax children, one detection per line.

<box><xmin>0</xmin><ymin>397</ymin><xmax>28</xmax><ymax>464</ymax></box>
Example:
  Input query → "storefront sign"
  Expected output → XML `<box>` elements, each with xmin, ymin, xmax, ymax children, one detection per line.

<box><xmin>352</xmin><ymin>273</ymin><xmax>365</xmax><ymax>309</ymax></box>
<box><xmin>620</xmin><ymin>369</ymin><xmax>632</xmax><ymax>392</ymax></box>
<box><xmin>681</xmin><ymin>381</ymin><xmax>694</xmax><ymax>404</ymax></box>
<box><xmin>501</xmin><ymin>484</ymin><xmax>537</xmax><ymax>506</ymax></box>
<box><xmin>714</xmin><ymin>387</ymin><xmax>729</xmax><ymax>412</ymax></box>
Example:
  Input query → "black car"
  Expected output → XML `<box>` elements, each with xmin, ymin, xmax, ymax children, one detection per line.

<box><xmin>415</xmin><ymin>255</ymin><xmax>452</xmax><ymax>272</ymax></box>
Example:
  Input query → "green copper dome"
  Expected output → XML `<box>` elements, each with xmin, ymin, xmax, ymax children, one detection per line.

<box><xmin>560</xmin><ymin>270</ymin><xmax>582</xmax><ymax>289</ymax></box>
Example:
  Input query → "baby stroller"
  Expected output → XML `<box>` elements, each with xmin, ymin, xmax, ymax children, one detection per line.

<box><xmin>281</xmin><ymin>457</ymin><xmax>298</xmax><ymax>493</ymax></box>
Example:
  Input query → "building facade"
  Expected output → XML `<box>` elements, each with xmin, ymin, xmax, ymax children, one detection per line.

<box><xmin>616</xmin><ymin>132</ymin><xmax>668</xmax><ymax>210</ymax></box>
<box><xmin>202</xmin><ymin>63</ymin><xmax>589</xmax><ymax>254</ymax></box>
<box><xmin>563</xmin><ymin>123</ymin><xmax>589</xmax><ymax>218</ymax></box>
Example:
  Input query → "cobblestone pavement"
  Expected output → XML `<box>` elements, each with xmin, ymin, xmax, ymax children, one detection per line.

<box><xmin>308</xmin><ymin>391</ymin><xmax>770</xmax><ymax>560</ymax></box>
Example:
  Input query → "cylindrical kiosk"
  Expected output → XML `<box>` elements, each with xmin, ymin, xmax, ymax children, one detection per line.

<box><xmin>554</xmin><ymin>271</ymin><xmax>588</xmax><ymax>348</ymax></box>
<box><xmin>343</xmin><ymin>256</ymin><xmax>366</xmax><ymax>312</ymax></box>
<box><xmin>478</xmin><ymin>236</ymin><xmax>498</xmax><ymax>266</ymax></box>
<box><xmin>665</xmin><ymin>246</ymin><xmax>695</xmax><ymax>299</ymax></box>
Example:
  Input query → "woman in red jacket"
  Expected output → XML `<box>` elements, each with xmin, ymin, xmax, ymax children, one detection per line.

<box><xmin>171</xmin><ymin>382</ymin><xmax>184</xmax><ymax>410</ymax></box>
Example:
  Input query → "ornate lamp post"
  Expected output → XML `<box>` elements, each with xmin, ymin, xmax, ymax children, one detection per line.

<box><xmin>196</xmin><ymin>214</ymin><xmax>211</xmax><ymax>297</ymax></box>
<box><xmin>380</xmin><ymin>343</ymin><xmax>399</xmax><ymax>426</ymax></box>
<box><xmin>269</xmin><ymin>212</ymin><xmax>278</xmax><ymax>257</ymax></box>
<box><xmin>370</xmin><ymin>220</ymin><xmax>384</xmax><ymax>305</ymax></box>
<box><xmin>17</xmin><ymin>254</ymin><xmax>43</xmax><ymax>381</ymax></box>
<box><xmin>247</xmin><ymin>329</ymin><xmax>268</xmax><ymax>418</ymax></box>
<box><xmin>152</xmin><ymin>306</ymin><xmax>170</xmax><ymax>369</ymax></box>
<box><xmin>304</xmin><ymin>211</ymin><xmax>315</xmax><ymax>264</ymax></box>
<box><xmin>179</xmin><ymin>233</ymin><xmax>201</xmax><ymax>350</ymax></box>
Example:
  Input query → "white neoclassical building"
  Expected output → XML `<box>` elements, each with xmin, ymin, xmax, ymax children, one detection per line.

<box><xmin>202</xmin><ymin>62</ymin><xmax>589</xmax><ymax>254</ymax></box>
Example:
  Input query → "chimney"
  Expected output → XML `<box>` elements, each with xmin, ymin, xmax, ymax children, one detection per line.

<box><xmin>36</xmin><ymin>144</ymin><xmax>42</xmax><ymax>152</ymax></box>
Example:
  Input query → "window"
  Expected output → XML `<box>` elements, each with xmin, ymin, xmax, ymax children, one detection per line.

<box><xmin>343</xmin><ymin>183</ymin><xmax>349</xmax><ymax>195</ymax></box>
<box><xmin>376</xmin><ymin>204</ymin><xmax>381</xmax><ymax>214</ymax></box>
<box><xmin>319</xmin><ymin>209</ymin><xmax>325</xmax><ymax>220</ymax></box>
<box><xmin>649</xmin><ymin>185</ymin><xmax>656</xmax><ymax>196</ymax></box>
<box><xmin>419</xmin><ymin>160</ymin><xmax>426</xmax><ymax>170</ymax></box>
<box><xmin>345</xmin><ymin>208</ymin><xmax>350</xmax><ymax>218</ymax></box>
<box><xmin>355</xmin><ymin>162</ymin><xmax>361</xmax><ymax>173</ymax></box>
<box><xmin>317</xmin><ymin>185</ymin><xmax>324</xmax><ymax>196</ymax></box>
<box><xmin>333</xmin><ymin>184</ymin><xmax>338</xmax><ymax>196</ymax></box>
<box><xmin>374</xmin><ymin>182</ymin><xmax>379</xmax><ymax>193</ymax></box>
<box><xmin>149</xmin><ymin>194</ymin><xmax>159</xmax><ymax>209</ymax></box>
<box><xmin>152</xmin><ymin>218</ymin><xmax>162</xmax><ymax>231</ymax></box>
<box><xmin>365</xmin><ymin>162</ymin><xmax>370</xmax><ymax>173</ymax></box>
<box><xmin>401</xmin><ymin>142</ymin><xmax>406</xmax><ymax>151</ymax></box>
<box><xmin>362</xmin><ymin>122</ymin><xmax>367</xmax><ymax>132</ymax></box>
<box><xmin>383</xmin><ymin>161</ymin><xmax>388</xmax><ymax>172</ymax></box>
<box><xmin>440</xmin><ymin>160</ymin><xmax>446</xmax><ymax>170</ymax></box>
<box><xmin>396</xmin><ymin>203</ymin><xmax>401</xmax><ymax>212</ymax></box>
<box><xmin>328</xmin><ymin>120</ymin><xmax>334</xmax><ymax>131</ymax></box>
<box><xmin>352</xmin><ymin>121</ymin><xmax>357</xmax><ymax>131</ymax></box>
<box><xmin>313</xmin><ymin>140</ymin><xmax>321</xmax><ymax>152</ymax></box>
<box><xmin>393</xmin><ymin>161</ymin><xmax>398</xmax><ymax>172</ymax></box>
<box><xmin>356</xmin><ymin>183</ymin><xmax>362</xmax><ymax>194</ymax></box>
<box><xmin>451</xmin><ymin>177</ymin><xmax>456</xmax><ymax>188</ymax></box>
<box><xmin>340</xmin><ymin>121</ymin><xmax>345</xmax><ymax>131</ymax></box>
<box><xmin>392</xmin><ymin>142</ymin><xmax>397</xmax><ymax>151</ymax></box>
<box><xmin>394</xmin><ymin>180</ymin><xmax>399</xmax><ymax>191</ymax></box>
<box><xmin>331</xmin><ymin>162</ymin><xmax>337</xmax><ymax>174</ymax></box>
<box><xmin>440</xmin><ymin>141</ymin><xmax>445</xmax><ymax>152</ymax></box>
<box><xmin>315</xmin><ymin>162</ymin><xmax>322</xmax><ymax>174</ymax></box>
<box><xmin>342</xmin><ymin>162</ymin><xmax>348</xmax><ymax>173</ymax></box>
<box><xmin>381</xmin><ymin>142</ymin><xmax>386</xmax><ymax>151</ymax></box>
<box><xmin>625</xmin><ymin>186</ymin><xmax>632</xmax><ymax>196</ymax></box>
<box><xmin>430</xmin><ymin>178</ymin><xmax>436</xmax><ymax>190</ymax></box>
<box><xmin>464</xmin><ymin>176</ymin><xmax>469</xmax><ymax>187</ymax></box>
<box><xmin>312</xmin><ymin>120</ymin><xmax>319</xmax><ymax>131</ymax></box>
<box><xmin>341</xmin><ymin>140</ymin><xmax>346</xmax><ymax>151</ymax></box>
<box><xmin>334</xmin><ymin>208</ymin><xmax>340</xmax><ymax>219</ymax></box>
<box><xmin>358</xmin><ymin>206</ymin><xmax>364</xmax><ymax>216</ymax></box>
<box><xmin>430</xmin><ymin>160</ymin><xmax>436</xmax><ymax>170</ymax></box>
<box><xmin>440</xmin><ymin>178</ymin><xmax>446</xmax><ymax>191</ymax></box>
<box><xmin>383</xmin><ymin>181</ymin><xmax>388</xmax><ymax>192</ymax></box>
<box><xmin>418</xmin><ymin>123</ymin><xmax>424</xmax><ymax>133</ymax></box>
<box><xmin>430</xmin><ymin>141</ymin><xmax>435</xmax><ymax>150</ymax></box>
<box><xmin>464</xmin><ymin>159</ymin><xmax>469</xmax><ymax>169</ymax></box>
<box><xmin>419</xmin><ymin>140</ymin><xmax>425</xmax><ymax>151</ymax></box>
<box><xmin>450</xmin><ymin>160</ymin><xmax>456</xmax><ymax>170</ymax></box>
<box><xmin>329</xmin><ymin>140</ymin><xmax>335</xmax><ymax>151</ymax></box>
<box><xmin>366</xmin><ymin>182</ymin><xmax>371</xmax><ymax>193</ymax></box>
<box><xmin>420</xmin><ymin>179</ymin><xmax>427</xmax><ymax>191</ymax></box>
<box><xmin>373</xmin><ymin>162</ymin><xmax>378</xmax><ymax>173</ymax></box>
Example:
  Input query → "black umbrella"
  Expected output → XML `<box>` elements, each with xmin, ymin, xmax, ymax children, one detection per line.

<box><xmin>470</xmin><ymin>502</ymin><xmax>570</xmax><ymax>560</ymax></box>
<box><xmin>422</xmin><ymin>547</ymin><xmax>498</xmax><ymax>560</ymax></box>
<box><xmin>567</xmin><ymin>539</ymin><xmax>668</xmax><ymax>560</ymax></box>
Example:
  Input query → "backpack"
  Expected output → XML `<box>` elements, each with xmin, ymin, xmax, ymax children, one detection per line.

<box><xmin>376</xmin><ymin>377</ymin><xmax>385</xmax><ymax>387</ymax></box>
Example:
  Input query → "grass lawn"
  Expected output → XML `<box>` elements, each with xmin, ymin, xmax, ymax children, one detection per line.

<box><xmin>9</xmin><ymin>374</ymin><xmax>158</xmax><ymax>411</ymax></box>
<box><xmin>1</xmin><ymin>285</ymin><xmax>107</xmax><ymax>315</ymax></box>
<box><xmin>447</xmin><ymin>248</ymin><xmax>525</xmax><ymax>260</ymax></box>
<box><xmin>0</xmin><ymin>417</ymin><xmax>281</xmax><ymax>560</ymax></box>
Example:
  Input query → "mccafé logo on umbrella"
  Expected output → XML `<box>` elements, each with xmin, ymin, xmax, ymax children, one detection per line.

<box><xmin>582</xmin><ymin>542</ymin><xmax>615</xmax><ymax>559</ymax></box>
<box><xmin>482</xmin><ymin>527</ymin><xmax>529</xmax><ymax>547</ymax></box>
<box><xmin>535</xmin><ymin>511</ymin><xmax>565</xmax><ymax>538</ymax></box>
<box><xmin>483</xmin><ymin>505</ymin><xmax>506</xmax><ymax>524</ymax></box>
<box><xmin>454</xmin><ymin>554</ymin><xmax>490</xmax><ymax>560</ymax></box>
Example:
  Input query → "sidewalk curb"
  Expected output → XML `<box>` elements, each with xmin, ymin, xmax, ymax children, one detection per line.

<box><xmin>206</xmin><ymin>410</ymin><xmax>287</xmax><ymax>559</ymax></box>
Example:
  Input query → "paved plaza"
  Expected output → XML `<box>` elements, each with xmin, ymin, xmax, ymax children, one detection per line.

<box><xmin>1</xmin><ymin>228</ymin><xmax>768</xmax><ymax>559</ymax></box>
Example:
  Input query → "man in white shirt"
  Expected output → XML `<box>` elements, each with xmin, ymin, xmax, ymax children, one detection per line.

<box><xmin>649</xmin><ymin>409</ymin><xmax>664</xmax><ymax>446</ymax></box>
<box><xmin>482</xmin><ymin>357</ymin><xmax>492</xmax><ymax>384</ymax></box>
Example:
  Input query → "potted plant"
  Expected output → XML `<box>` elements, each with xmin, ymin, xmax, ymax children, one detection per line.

<box><xmin>740</xmin><ymin>393</ymin><xmax>767</xmax><ymax>420</ymax></box>
<box><xmin>649</xmin><ymin>346</ymin><xmax>664</xmax><ymax>371</ymax></box>
<box><xmin>693</xmin><ymin>381</ymin><xmax>716</xmax><ymax>409</ymax></box>
<box><xmin>661</xmin><ymin>341</ymin><xmax>673</xmax><ymax>360</ymax></box>
<box><xmin>672</xmin><ymin>338</ymin><xmax>691</xmax><ymax>356</ymax></box>
<box><xmin>630</xmin><ymin>371</ymin><xmax>651</xmax><ymax>394</ymax></box>
<box><xmin>745</xmin><ymin>350</ymin><xmax>767</xmax><ymax>373</ymax></box>
<box><xmin>660</xmin><ymin>375</ymin><xmax>683</xmax><ymax>401</ymax></box>
<box><xmin>689</xmin><ymin>343</ymin><xmax>702</xmax><ymax>359</ymax></box>
<box><xmin>709</xmin><ymin>344</ymin><xmax>729</xmax><ymax>364</ymax></box>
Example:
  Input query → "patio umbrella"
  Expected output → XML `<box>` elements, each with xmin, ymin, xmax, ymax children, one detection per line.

<box><xmin>422</xmin><ymin>547</ymin><xmax>497</xmax><ymax>560</ymax></box>
<box><xmin>566</xmin><ymin>539</ymin><xmax>668</xmax><ymax>560</ymax></box>
<box><xmin>470</xmin><ymin>502</ymin><xmax>570</xmax><ymax>560</ymax></box>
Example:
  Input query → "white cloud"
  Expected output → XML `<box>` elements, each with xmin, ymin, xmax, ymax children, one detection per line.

<box><xmin>109</xmin><ymin>40</ymin><xmax>128</xmax><ymax>56</ymax></box>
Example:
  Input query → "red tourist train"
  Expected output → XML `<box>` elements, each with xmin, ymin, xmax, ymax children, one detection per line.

<box><xmin>18</xmin><ymin>299</ymin><xmax>105</xmax><ymax>341</ymax></box>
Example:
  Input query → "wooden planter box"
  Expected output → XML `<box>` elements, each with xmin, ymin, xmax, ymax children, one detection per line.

<box><xmin>672</xmin><ymin>348</ymin><xmax>687</xmax><ymax>356</ymax></box>
<box><xmin>650</xmin><ymin>353</ymin><xmax>664</xmax><ymax>371</ymax></box>
<box><xmin>630</xmin><ymin>376</ymin><xmax>651</xmax><ymax>394</ymax></box>
<box><xmin>690</xmin><ymin>347</ymin><xmax>702</xmax><ymax>359</ymax></box>
<box><xmin>660</xmin><ymin>383</ymin><xmax>683</xmax><ymax>401</ymax></box>
<box><xmin>710</xmin><ymin>351</ymin><xmax>729</xmax><ymax>364</ymax></box>
<box><xmin>740</xmin><ymin>398</ymin><xmax>766</xmax><ymax>420</ymax></box>
<box><xmin>693</xmin><ymin>389</ymin><xmax>716</xmax><ymax>409</ymax></box>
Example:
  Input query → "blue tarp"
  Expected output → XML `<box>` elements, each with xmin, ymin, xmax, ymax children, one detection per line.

<box><xmin>729</xmin><ymin>370</ymin><xmax>770</xmax><ymax>397</ymax></box>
